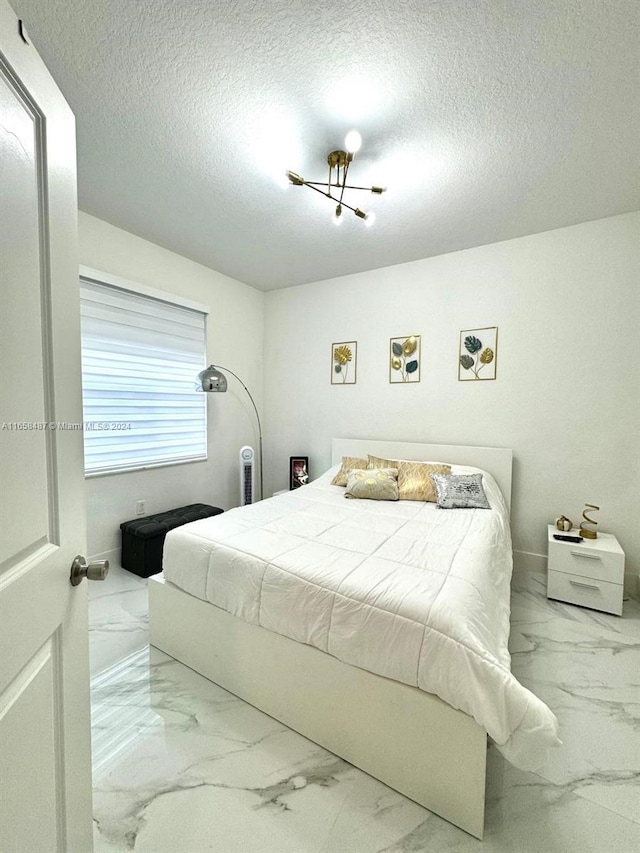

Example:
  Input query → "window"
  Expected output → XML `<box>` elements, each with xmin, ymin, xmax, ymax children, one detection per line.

<box><xmin>80</xmin><ymin>273</ymin><xmax>207</xmax><ymax>475</ymax></box>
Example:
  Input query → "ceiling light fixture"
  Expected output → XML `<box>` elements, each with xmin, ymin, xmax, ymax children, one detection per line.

<box><xmin>287</xmin><ymin>130</ymin><xmax>386</xmax><ymax>224</ymax></box>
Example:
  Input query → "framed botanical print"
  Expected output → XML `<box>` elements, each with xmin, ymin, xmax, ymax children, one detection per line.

<box><xmin>331</xmin><ymin>341</ymin><xmax>357</xmax><ymax>384</ymax></box>
<box><xmin>458</xmin><ymin>327</ymin><xmax>498</xmax><ymax>381</ymax></box>
<box><xmin>389</xmin><ymin>334</ymin><xmax>420</xmax><ymax>383</ymax></box>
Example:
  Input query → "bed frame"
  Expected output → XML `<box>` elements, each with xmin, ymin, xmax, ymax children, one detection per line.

<box><xmin>149</xmin><ymin>440</ymin><xmax>513</xmax><ymax>839</ymax></box>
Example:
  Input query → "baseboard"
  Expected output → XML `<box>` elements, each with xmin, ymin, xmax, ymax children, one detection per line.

<box><xmin>624</xmin><ymin>572</ymin><xmax>640</xmax><ymax>601</ymax></box>
<box><xmin>88</xmin><ymin>546</ymin><xmax>120</xmax><ymax>566</ymax></box>
<box><xmin>512</xmin><ymin>549</ymin><xmax>546</xmax><ymax>575</ymax></box>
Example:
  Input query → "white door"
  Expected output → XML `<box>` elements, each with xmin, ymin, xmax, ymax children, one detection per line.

<box><xmin>0</xmin><ymin>4</ymin><xmax>94</xmax><ymax>851</ymax></box>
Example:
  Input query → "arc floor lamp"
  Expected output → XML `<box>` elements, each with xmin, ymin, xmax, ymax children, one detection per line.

<box><xmin>196</xmin><ymin>365</ymin><xmax>263</xmax><ymax>501</ymax></box>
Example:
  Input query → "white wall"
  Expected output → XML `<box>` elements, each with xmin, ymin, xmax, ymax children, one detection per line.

<box><xmin>79</xmin><ymin>212</ymin><xmax>264</xmax><ymax>559</ymax></box>
<box><xmin>264</xmin><ymin>212</ymin><xmax>640</xmax><ymax>590</ymax></box>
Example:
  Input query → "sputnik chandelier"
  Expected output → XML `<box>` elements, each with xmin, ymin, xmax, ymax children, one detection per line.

<box><xmin>287</xmin><ymin>130</ymin><xmax>386</xmax><ymax>225</ymax></box>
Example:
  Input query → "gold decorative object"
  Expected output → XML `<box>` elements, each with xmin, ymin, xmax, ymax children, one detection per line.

<box><xmin>390</xmin><ymin>334</ymin><xmax>421</xmax><ymax>383</ymax></box>
<box><xmin>555</xmin><ymin>515</ymin><xmax>573</xmax><ymax>532</ymax></box>
<box><xmin>334</xmin><ymin>345</ymin><xmax>352</xmax><ymax>365</ymax></box>
<box><xmin>402</xmin><ymin>336</ymin><xmax>418</xmax><ymax>357</ymax></box>
<box><xmin>287</xmin><ymin>130</ymin><xmax>386</xmax><ymax>225</ymax></box>
<box><xmin>459</xmin><ymin>327</ymin><xmax>498</xmax><ymax>381</ymax></box>
<box><xmin>579</xmin><ymin>504</ymin><xmax>600</xmax><ymax>539</ymax></box>
<box><xmin>331</xmin><ymin>341</ymin><xmax>357</xmax><ymax>384</ymax></box>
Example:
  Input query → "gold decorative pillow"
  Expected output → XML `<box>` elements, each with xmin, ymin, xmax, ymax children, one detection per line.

<box><xmin>331</xmin><ymin>456</ymin><xmax>368</xmax><ymax>486</ymax></box>
<box><xmin>367</xmin><ymin>455</ymin><xmax>451</xmax><ymax>501</ymax></box>
<box><xmin>344</xmin><ymin>468</ymin><xmax>399</xmax><ymax>501</ymax></box>
<box><xmin>367</xmin><ymin>454</ymin><xmax>399</xmax><ymax>470</ymax></box>
<box><xmin>397</xmin><ymin>461</ymin><xmax>451</xmax><ymax>502</ymax></box>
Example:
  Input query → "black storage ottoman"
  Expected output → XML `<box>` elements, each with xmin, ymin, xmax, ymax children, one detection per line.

<box><xmin>120</xmin><ymin>503</ymin><xmax>223</xmax><ymax>578</ymax></box>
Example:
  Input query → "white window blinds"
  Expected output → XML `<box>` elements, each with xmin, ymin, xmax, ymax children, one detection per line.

<box><xmin>80</xmin><ymin>278</ymin><xmax>207</xmax><ymax>475</ymax></box>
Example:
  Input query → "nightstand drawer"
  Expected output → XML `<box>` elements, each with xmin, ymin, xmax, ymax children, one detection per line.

<box><xmin>547</xmin><ymin>570</ymin><xmax>623</xmax><ymax>616</ymax></box>
<box><xmin>547</xmin><ymin>542</ymin><xmax>624</xmax><ymax>583</ymax></box>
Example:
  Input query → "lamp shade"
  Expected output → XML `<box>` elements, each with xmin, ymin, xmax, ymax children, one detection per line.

<box><xmin>196</xmin><ymin>365</ymin><xmax>228</xmax><ymax>392</ymax></box>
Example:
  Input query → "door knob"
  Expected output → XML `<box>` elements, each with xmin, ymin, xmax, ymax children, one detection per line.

<box><xmin>70</xmin><ymin>555</ymin><xmax>110</xmax><ymax>586</ymax></box>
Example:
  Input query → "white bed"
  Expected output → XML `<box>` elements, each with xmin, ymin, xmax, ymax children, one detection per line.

<box><xmin>149</xmin><ymin>439</ymin><xmax>559</xmax><ymax>839</ymax></box>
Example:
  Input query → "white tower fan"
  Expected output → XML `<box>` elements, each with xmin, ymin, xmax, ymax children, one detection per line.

<box><xmin>240</xmin><ymin>446</ymin><xmax>255</xmax><ymax>505</ymax></box>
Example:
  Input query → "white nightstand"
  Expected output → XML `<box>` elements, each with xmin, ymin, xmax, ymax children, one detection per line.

<box><xmin>546</xmin><ymin>524</ymin><xmax>625</xmax><ymax>616</ymax></box>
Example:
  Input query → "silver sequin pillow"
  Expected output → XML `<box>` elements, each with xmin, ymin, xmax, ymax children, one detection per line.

<box><xmin>429</xmin><ymin>472</ymin><xmax>491</xmax><ymax>509</ymax></box>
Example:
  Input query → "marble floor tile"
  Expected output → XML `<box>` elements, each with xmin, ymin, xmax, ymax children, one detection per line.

<box><xmin>89</xmin><ymin>563</ymin><xmax>149</xmax><ymax>676</ymax></box>
<box><xmin>509</xmin><ymin>614</ymin><xmax>640</xmax><ymax>824</ymax></box>
<box><xmin>511</xmin><ymin>570</ymin><xmax>640</xmax><ymax>640</ymax></box>
<box><xmin>90</xmin><ymin>570</ymin><xmax>640</xmax><ymax>852</ymax></box>
<box><xmin>92</xmin><ymin>649</ymin><xmax>429</xmax><ymax>852</ymax></box>
<box><xmin>380</xmin><ymin>751</ymin><xmax>640</xmax><ymax>853</ymax></box>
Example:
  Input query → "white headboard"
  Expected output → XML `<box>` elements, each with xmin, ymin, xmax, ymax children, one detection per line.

<box><xmin>331</xmin><ymin>438</ymin><xmax>513</xmax><ymax>512</ymax></box>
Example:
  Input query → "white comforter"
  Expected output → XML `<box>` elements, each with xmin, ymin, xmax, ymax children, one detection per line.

<box><xmin>163</xmin><ymin>465</ymin><xmax>560</xmax><ymax>769</ymax></box>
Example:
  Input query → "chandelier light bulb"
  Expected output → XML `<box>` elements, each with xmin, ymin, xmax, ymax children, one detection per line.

<box><xmin>345</xmin><ymin>130</ymin><xmax>362</xmax><ymax>154</ymax></box>
<box><xmin>286</xmin><ymin>134</ymin><xmax>385</xmax><ymax>224</ymax></box>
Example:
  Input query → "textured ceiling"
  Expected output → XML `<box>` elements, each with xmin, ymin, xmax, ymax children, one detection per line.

<box><xmin>9</xmin><ymin>0</ymin><xmax>640</xmax><ymax>290</ymax></box>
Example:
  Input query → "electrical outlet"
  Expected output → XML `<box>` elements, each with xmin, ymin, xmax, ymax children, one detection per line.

<box><xmin>136</xmin><ymin>500</ymin><xmax>146</xmax><ymax>516</ymax></box>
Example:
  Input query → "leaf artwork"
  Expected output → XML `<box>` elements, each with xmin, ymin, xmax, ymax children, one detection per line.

<box><xmin>390</xmin><ymin>336</ymin><xmax>420</xmax><ymax>382</ymax></box>
<box><xmin>402</xmin><ymin>336</ymin><xmax>418</xmax><ymax>356</ymax></box>
<box><xmin>459</xmin><ymin>354</ymin><xmax>474</xmax><ymax>370</ymax></box>
<box><xmin>334</xmin><ymin>345</ymin><xmax>352</xmax><ymax>365</ymax></box>
<box><xmin>459</xmin><ymin>329</ymin><xmax>497</xmax><ymax>380</ymax></box>
<box><xmin>332</xmin><ymin>342</ymin><xmax>356</xmax><ymax>384</ymax></box>
<box><xmin>464</xmin><ymin>335</ymin><xmax>483</xmax><ymax>354</ymax></box>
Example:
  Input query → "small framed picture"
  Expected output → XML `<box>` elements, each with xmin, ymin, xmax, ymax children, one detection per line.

<box><xmin>389</xmin><ymin>334</ymin><xmax>421</xmax><ymax>383</ymax></box>
<box><xmin>458</xmin><ymin>327</ymin><xmax>498</xmax><ymax>381</ymax></box>
<box><xmin>289</xmin><ymin>456</ymin><xmax>309</xmax><ymax>490</ymax></box>
<box><xmin>331</xmin><ymin>341</ymin><xmax>357</xmax><ymax>384</ymax></box>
